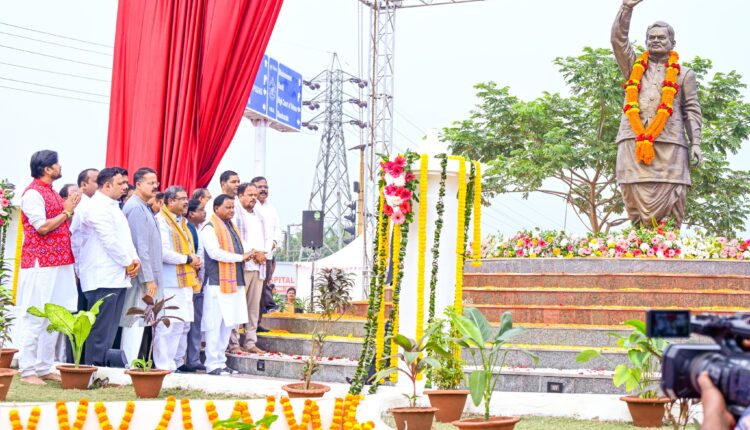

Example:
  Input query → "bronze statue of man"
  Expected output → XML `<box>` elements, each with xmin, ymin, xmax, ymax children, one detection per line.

<box><xmin>612</xmin><ymin>0</ymin><xmax>703</xmax><ymax>228</ymax></box>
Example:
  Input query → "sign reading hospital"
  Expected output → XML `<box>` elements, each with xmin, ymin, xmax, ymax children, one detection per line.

<box><xmin>245</xmin><ymin>54</ymin><xmax>302</xmax><ymax>132</ymax></box>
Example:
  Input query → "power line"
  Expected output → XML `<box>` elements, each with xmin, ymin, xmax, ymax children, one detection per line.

<box><xmin>0</xmin><ymin>61</ymin><xmax>110</xmax><ymax>82</ymax></box>
<box><xmin>395</xmin><ymin>108</ymin><xmax>427</xmax><ymax>135</ymax></box>
<box><xmin>0</xmin><ymin>44</ymin><xmax>112</xmax><ymax>70</ymax></box>
<box><xmin>0</xmin><ymin>77</ymin><xmax>109</xmax><ymax>98</ymax></box>
<box><xmin>0</xmin><ymin>84</ymin><xmax>108</xmax><ymax>105</ymax></box>
<box><xmin>0</xmin><ymin>31</ymin><xmax>112</xmax><ymax>56</ymax></box>
<box><xmin>0</xmin><ymin>21</ymin><xmax>113</xmax><ymax>49</ymax></box>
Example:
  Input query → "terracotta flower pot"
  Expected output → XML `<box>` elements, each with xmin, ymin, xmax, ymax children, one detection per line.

<box><xmin>0</xmin><ymin>368</ymin><xmax>17</xmax><ymax>400</ymax></box>
<box><xmin>390</xmin><ymin>407</ymin><xmax>438</xmax><ymax>430</ymax></box>
<box><xmin>620</xmin><ymin>396</ymin><xmax>670</xmax><ymax>428</ymax></box>
<box><xmin>452</xmin><ymin>416</ymin><xmax>522</xmax><ymax>430</ymax></box>
<box><xmin>281</xmin><ymin>382</ymin><xmax>331</xmax><ymax>398</ymax></box>
<box><xmin>126</xmin><ymin>369</ymin><xmax>171</xmax><ymax>398</ymax></box>
<box><xmin>425</xmin><ymin>389</ymin><xmax>470</xmax><ymax>422</ymax></box>
<box><xmin>0</xmin><ymin>348</ymin><xmax>18</xmax><ymax>369</ymax></box>
<box><xmin>56</xmin><ymin>364</ymin><xmax>97</xmax><ymax>390</ymax></box>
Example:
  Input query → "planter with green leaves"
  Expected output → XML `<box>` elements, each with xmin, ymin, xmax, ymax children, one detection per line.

<box><xmin>27</xmin><ymin>295</ymin><xmax>111</xmax><ymax>389</ymax></box>
<box><xmin>0</xmin><ymin>277</ymin><xmax>17</xmax><ymax>369</ymax></box>
<box><xmin>450</xmin><ymin>308</ymin><xmax>538</xmax><ymax>430</ymax></box>
<box><xmin>282</xmin><ymin>268</ymin><xmax>353</xmax><ymax>398</ymax></box>
<box><xmin>370</xmin><ymin>327</ymin><xmax>440</xmax><ymax>430</ymax></box>
<box><xmin>124</xmin><ymin>295</ymin><xmax>183</xmax><ymax>398</ymax></box>
<box><xmin>424</xmin><ymin>309</ymin><xmax>470</xmax><ymax>423</ymax></box>
<box><xmin>576</xmin><ymin>319</ymin><xmax>670</xmax><ymax>428</ymax></box>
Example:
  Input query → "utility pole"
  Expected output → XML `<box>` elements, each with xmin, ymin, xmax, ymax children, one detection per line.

<box><xmin>301</xmin><ymin>53</ymin><xmax>368</xmax><ymax>256</ymax></box>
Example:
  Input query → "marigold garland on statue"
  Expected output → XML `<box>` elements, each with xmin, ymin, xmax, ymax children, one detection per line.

<box><xmin>471</xmin><ymin>161</ymin><xmax>482</xmax><ymax>267</ymax></box>
<box><xmin>623</xmin><ymin>50</ymin><xmax>681</xmax><ymax>165</ymax></box>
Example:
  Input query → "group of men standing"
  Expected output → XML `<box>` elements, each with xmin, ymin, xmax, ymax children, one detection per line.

<box><xmin>15</xmin><ymin>150</ymin><xmax>282</xmax><ymax>384</ymax></box>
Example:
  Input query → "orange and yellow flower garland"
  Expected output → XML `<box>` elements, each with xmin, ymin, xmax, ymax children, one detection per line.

<box><xmin>155</xmin><ymin>395</ymin><xmax>176</xmax><ymax>430</ymax></box>
<box><xmin>181</xmin><ymin>399</ymin><xmax>194</xmax><ymax>430</ymax></box>
<box><xmin>9</xmin><ymin>407</ymin><xmax>40</xmax><ymax>430</ymax></box>
<box><xmin>388</xmin><ymin>224</ymin><xmax>402</xmax><ymax>382</ymax></box>
<box><xmin>94</xmin><ymin>400</ymin><xmax>134</xmax><ymax>430</ymax></box>
<box><xmin>623</xmin><ymin>50</ymin><xmax>681</xmax><ymax>165</ymax></box>
<box><xmin>415</xmin><ymin>154</ymin><xmax>429</xmax><ymax>371</ymax></box>
<box><xmin>451</xmin><ymin>156</ymin><xmax>467</xmax><ymax>322</ymax></box>
<box><xmin>471</xmin><ymin>161</ymin><xmax>482</xmax><ymax>267</ymax></box>
<box><xmin>55</xmin><ymin>400</ymin><xmax>88</xmax><ymax>430</ymax></box>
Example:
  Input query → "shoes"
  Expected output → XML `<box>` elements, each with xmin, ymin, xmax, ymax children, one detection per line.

<box><xmin>245</xmin><ymin>346</ymin><xmax>266</xmax><ymax>354</ymax></box>
<box><xmin>40</xmin><ymin>373</ymin><xmax>62</xmax><ymax>382</ymax></box>
<box><xmin>177</xmin><ymin>365</ymin><xmax>197</xmax><ymax>373</ymax></box>
<box><xmin>257</xmin><ymin>326</ymin><xmax>270</xmax><ymax>333</ymax></box>
<box><xmin>207</xmin><ymin>367</ymin><xmax>239</xmax><ymax>376</ymax></box>
<box><xmin>21</xmin><ymin>376</ymin><xmax>46</xmax><ymax>385</ymax></box>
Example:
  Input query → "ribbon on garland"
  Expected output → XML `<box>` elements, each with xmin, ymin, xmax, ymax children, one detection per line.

<box><xmin>11</xmin><ymin>216</ymin><xmax>23</xmax><ymax>304</ymax></box>
<box><xmin>388</xmin><ymin>225</ymin><xmax>402</xmax><ymax>382</ymax></box>
<box><xmin>472</xmin><ymin>161</ymin><xmax>482</xmax><ymax>266</ymax></box>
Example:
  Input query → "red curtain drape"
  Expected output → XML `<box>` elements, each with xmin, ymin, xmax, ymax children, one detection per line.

<box><xmin>106</xmin><ymin>0</ymin><xmax>284</xmax><ymax>191</ymax></box>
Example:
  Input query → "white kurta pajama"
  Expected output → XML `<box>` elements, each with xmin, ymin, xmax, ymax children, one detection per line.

<box><xmin>153</xmin><ymin>212</ymin><xmax>195</xmax><ymax>371</ymax></box>
<box><xmin>200</xmin><ymin>223</ymin><xmax>248</xmax><ymax>373</ymax></box>
<box><xmin>17</xmin><ymin>190</ymin><xmax>77</xmax><ymax>378</ymax></box>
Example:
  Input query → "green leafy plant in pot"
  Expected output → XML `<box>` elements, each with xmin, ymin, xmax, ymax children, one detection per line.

<box><xmin>0</xmin><ymin>280</ymin><xmax>17</xmax><ymax>399</ymax></box>
<box><xmin>27</xmin><ymin>294</ymin><xmax>112</xmax><ymax>389</ymax></box>
<box><xmin>424</xmin><ymin>307</ymin><xmax>470</xmax><ymax>423</ymax></box>
<box><xmin>124</xmin><ymin>295</ymin><xmax>183</xmax><ymax>398</ymax></box>
<box><xmin>282</xmin><ymin>267</ymin><xmax>353</xmax><ymax>398</ymax></box>
<box><xmin>370</xmin><ymin>326</ymin><xmax>441</xmax><ymax>430</ymax></box>
<box><xmin>450</xmin><ymin>308</ymin><xmax>538</xmax><ymax>430</ymax></box>
<box><xmin>576</xmin><ymin>319</ymin><xmax>671</xmax><ymax>428</ymax></box>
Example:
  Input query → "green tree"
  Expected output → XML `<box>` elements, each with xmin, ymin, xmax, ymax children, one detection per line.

<box><xmin>443</xmin><ymin>47</ymin><xmax>750</xmax><ymax>235</ymax></box>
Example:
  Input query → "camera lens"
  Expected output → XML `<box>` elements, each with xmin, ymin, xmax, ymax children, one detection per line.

<box><xmin>690</xmin><ymin>352</ymin><xmax>750</xmax><ymax>408</ymax></box>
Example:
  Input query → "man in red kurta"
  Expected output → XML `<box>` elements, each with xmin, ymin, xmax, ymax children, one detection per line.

<box><xmin>17</xmin><ymin>150</ymin><xmax>81</xmax><ymax>385</ymax></box>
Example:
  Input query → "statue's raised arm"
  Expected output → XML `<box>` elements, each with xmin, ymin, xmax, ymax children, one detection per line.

<box><xmin>611</xmin><ymin>0</ymin><xmax>643</xmax><ymax>79</ymax></box>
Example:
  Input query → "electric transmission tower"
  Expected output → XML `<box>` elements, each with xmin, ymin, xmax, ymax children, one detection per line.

<box><xmin>357</xmin><ymin>0</ymin><xmax>485</xmax><ymax>292</ymax></box>
<box><xmin>301</xmin><ymin>53</ymin><xmax>368</xmax><ymax>256</ymax></box>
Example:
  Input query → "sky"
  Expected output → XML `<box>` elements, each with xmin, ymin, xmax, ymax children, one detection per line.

<box><xmin>1</xmin><ymin>0</ymin><xmax>749</xmax><ymax>240</ymax></box>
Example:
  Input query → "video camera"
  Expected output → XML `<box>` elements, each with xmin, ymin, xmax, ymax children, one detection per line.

<box><xmin>646</xmin><ymin>310</ymin><xmax>750</xmax><ymax>418</ymax></box>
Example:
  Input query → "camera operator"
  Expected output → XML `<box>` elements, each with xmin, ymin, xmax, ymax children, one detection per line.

<box><xmin>699</xmin><ymin>338</ymin><xmax>750</xmax><ymax>430</ymax></box>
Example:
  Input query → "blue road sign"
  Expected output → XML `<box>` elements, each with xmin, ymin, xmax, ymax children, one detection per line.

<box><xmin>246</xmin><ymin>55</ymin><xmax>302</xmax><ymax>132</ymax></box>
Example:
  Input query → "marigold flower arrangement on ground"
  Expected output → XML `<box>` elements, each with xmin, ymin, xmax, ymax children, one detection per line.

<box><xmin>478</xmin><ymin>221</ymin><xmax>750</xmax><ymax>260</ymax></box>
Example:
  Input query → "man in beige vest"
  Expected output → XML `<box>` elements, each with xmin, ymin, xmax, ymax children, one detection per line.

<box><xmin>612</xmin><ymin>0</ymin><xmax>703</xmax><ymax>228</ymax></box>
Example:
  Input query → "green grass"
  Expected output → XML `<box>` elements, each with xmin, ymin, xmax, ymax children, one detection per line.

<box><xmin>3</xmin><ymin>375</ymin><xmax>260</xmax><ymax>402</ymax></box>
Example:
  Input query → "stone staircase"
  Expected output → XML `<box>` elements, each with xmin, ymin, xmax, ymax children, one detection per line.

<box><xmin>228</xmin><ymin>258</ymin><xmax>750</xmax><ymax>394</ymax></box>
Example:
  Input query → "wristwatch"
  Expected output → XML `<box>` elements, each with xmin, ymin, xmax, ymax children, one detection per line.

<box><xmin>186</xmin><ymin>255</ymin><xmax>193</xmax><ymax>264</ymax></box>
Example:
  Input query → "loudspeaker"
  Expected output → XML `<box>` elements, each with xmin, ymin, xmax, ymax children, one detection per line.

<box><xmin>302</xmin><ymin>210</ymin><xmax>324</xmax><ymax>249</ymax></box>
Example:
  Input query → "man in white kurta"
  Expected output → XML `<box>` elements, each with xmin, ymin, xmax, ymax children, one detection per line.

<box><xmin>17</xmin><ymin>150</ymin><xmax>80</xmax><ymax>385</ymax></box>
<box><xmin>200</xmin><ymin>195</ymin><xmax>252</xmax><ymax>375</ymax></box>
<box><xmin>252</xmin><ymin>177</ymin><xmax>283</xmax><ymax>323</ymax></box>
<box><xmin>154</xmin><ymin>186</ymin><xmax>202</xmax><ymax>371</ymax></box>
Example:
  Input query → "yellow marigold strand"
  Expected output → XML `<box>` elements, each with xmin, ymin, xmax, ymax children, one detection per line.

<box><xmin>471</xmin><ymin>161</ymin><xmax>482</xmax><ymax>266</ymax></box>
<box><xmin>205</xmin><ymin>400</ymin><xmax>219</xmax><ymax>426</ymax></box>
<box><xmin>56</xmin><ymin>399</ymin><xmax>88</xmax><ymax>430</ymax></box>
<box><xmin>415</xmin><ymin>154</ymin><xmax>429</xmax><ymax>356</ymax></box>
<box><xmin>260</xmin><ymin>396</ymin><xmax>276</xmax><ymax>430</ymax></box>
<box><xmin>329</xmin><ymin>397</ymin><xmax>345</xmax><ymax>430</ymax></box>
<box><xmin>56</xmin><ymin>402</ymin><xmax>70</xmax><ymax>430</ymax></box>
<box><xmin>388</xmin><ymin>224</ymin><xmax>402</xmax><ymax>382</ymax></box>
<box><xmin>94</xmin><ymin>400</ymin><xmax>134</xmax><ymax>430</ymax></box>
<box><xmin>281</xmin><ymin>397</ymin><xmax>298</xmax><ymax>430</ymax></box>
<box><xmin>452</xmin><ymin>156</ymin><xmax>467</xmax><ymax>320</ymax></box>
<box><xmin>155</xmin><ymin>396</ymin><xmax>176</xmax><ymax>430</ymax></box>
<box><xmin>11</xmin><ymin>213</ymin><xmax>23</xmax><ymax>303</ymax></box>
<box><xmin>373</xmin><ymin>209</ymin><xmax>391</xmax><ymax>377</ymax></box>
<box><xmin>181</xmin><ymin>399</ymin><xmax>193</xmax><ymax>430</ymax></box>
<box><xmin>9</xmin><ymin>407</ymin><xmax>41</xmax><ymax>430</ymax></box>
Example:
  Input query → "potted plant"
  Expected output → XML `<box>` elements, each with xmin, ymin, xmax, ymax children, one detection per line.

<box><xmin>27</xmin><ymin>295</ymin><xmax>111</xmax><ymax>389</ymax></box>
<box><xmin>0</xmin><ymin>275</ymin><xmax>16</xmax><ymax>399</ymax></box>
<box><xmin>424</xmin><ymin>308</ymin><xmax>470</xmax><ymax>423</ymax></box>
<box><xmin>282</xmin><ymin>268</ymin><xmax>353</xmax><ymax>398</ymax></box>
<box><xmin>124</xmin><ymin>295</ymin><xmax>183</xmax><ymax>398</ymax></box>
<box><xmin>370</xmin><ymin>327</ymin><xmax>441</xmax><ymax>430</ymax></box>
<box><xmin>576</xmin><ymin>319</ymin><xmax>670</xmax><ymax>428</ymax></box>
<box><xmin>450</xmin><ymin>308</ymin><xmax>538</xmax><ymax>430</ymax></box>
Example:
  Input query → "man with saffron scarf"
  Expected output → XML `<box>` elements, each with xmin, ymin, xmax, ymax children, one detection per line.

<box><xmin>200</xmin><ymin>194</ymin><xmax>255</xmax><ymax>375</ymax></box>
<box><xmin>155</xmin><ymin>186</ymin><xmax>202</xmax><ymax>371</ymax></box>
<box><xmin>613</xmin><ymin>0</ymin><xmax>703</xmax><ymax>228</ymax></box>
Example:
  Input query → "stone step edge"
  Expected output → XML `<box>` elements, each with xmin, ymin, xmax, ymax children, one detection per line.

<box><xmin>351</xmin><ymin>301</ymin><xmax>747</xmax><ymax>312</ymax></box>
<box><xmin>263</xmin><ymin>314</ymin><xmax>632</xmax><ymax>331</ymax></box>
<box><xmin>464</xmin><ymin>272</ymin><xmax>750</xmax><ymax>279</ymax></box>
<box><xmin>258</xmin><ymin>332</ymin><xmax>628</xmax><ymax>353</ymax></box>
<box><xmin>463</xmin><ymin>286</ymin><xmax>750</xmax><ymax>295</ymax></box>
